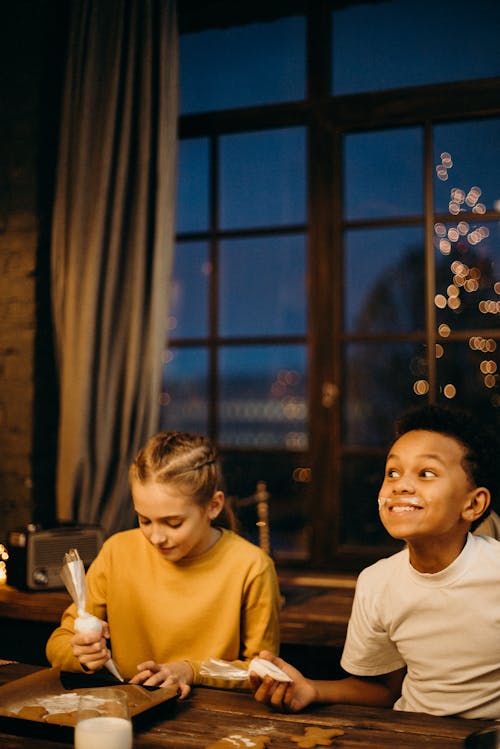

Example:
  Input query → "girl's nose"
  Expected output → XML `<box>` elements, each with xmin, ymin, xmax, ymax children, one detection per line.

<box><xmin>149</xmin><ymin>524</ymin><xmax>167</xmax><ymax>545</ymax></box>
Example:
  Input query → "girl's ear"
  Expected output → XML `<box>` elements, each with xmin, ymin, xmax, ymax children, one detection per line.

<box><xmin>207</xmin><ymin>491</ymin><xmax>225</xmax><ymax>520</ymax></box>
<box><xmin>462</xmin><ymin>487</ymin><xmax>491</xmax><ymax>523</ymax></box>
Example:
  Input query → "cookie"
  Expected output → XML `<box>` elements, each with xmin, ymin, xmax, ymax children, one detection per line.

<box><xmin>16</xmin><ymin>705</ymin><xmax>48</xmax><ymax>721</ymax></box>
<box><xmin>290</xmin><ymin>726</ymin><xmax>345</xmax><ymax>747</ymax></box>
<box><xmin>206</xmin><ymin>734</ymin><xmax>270</xmax><ymax>749</ymax></box>
<box><xmin>43</xmin><ymin>710</ymin><xmax>78</xmax><ymax>726</ymax></box>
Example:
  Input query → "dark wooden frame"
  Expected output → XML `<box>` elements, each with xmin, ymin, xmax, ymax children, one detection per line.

<box><xmin>172</xmin><ymin>1</ymin><xmax>500</xmax><ymax>572</ymax></box>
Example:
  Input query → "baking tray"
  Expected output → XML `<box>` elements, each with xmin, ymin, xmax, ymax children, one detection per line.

<box><xmin>0</xmin><ymin>667</ymin><xmax>178</xmax><ymax>741</ymax></box>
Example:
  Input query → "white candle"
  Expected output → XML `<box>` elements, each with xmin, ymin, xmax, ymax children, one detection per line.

<box><xmin>74</xmin><ymin>716</ymin><xmax>132</xmax><ymax>749</ymax></box>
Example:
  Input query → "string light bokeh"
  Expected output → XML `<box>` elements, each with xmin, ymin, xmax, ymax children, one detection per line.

<box><xmin>0</xmin><ymin>544</ymin><xmax>9</xmax><ymax>585</ymax></box>
<box><xmin>427</xmin><ymin>150</ymin><xmax>500</xmax><ymax>401</ymax></box>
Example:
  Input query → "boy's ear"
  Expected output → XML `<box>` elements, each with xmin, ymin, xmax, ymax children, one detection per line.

<box><xmin>207</xmin><ymin>490</ymin><xmax>225</xmax><ymax>520</ymax></box>
<box><xmin>462</xmin><ymin>487</ymin><xmax>491</xmax><ymax>523</ymax></box>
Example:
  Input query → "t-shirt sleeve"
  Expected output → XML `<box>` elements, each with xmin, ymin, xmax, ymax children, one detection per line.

<box><xmin>340</xmin><ymin>566</ymin><xmax>406</xmax><ymax>677</ymax></box>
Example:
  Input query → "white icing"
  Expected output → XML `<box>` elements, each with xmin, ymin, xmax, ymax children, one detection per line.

<box><xmin>248</xmin><ymin>657</ymin><xmax>292</xmax><ymax>683</ymax></box>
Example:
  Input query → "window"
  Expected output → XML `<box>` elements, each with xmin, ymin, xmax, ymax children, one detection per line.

<box><xmin>332</xmin><ymin>0</ymin><xmax>500</xmax><ymax>95</ymax></box>
<box><xmin>180</xmin><ymin>15</ymin><xmax>305</xmax><ymax>113</ymax></box>
<box><xmin>162</xmin><ymin>0</ymin><xmax>500</xmax><ymax>571</ymax></box>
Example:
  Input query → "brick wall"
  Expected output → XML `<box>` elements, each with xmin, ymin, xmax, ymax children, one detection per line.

<box><xmin>0</xmin><ymin>1</ymin><xmax>67</xmax><ymax>542</ymax></box>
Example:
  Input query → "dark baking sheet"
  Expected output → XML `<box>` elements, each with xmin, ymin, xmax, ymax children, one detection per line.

<box><xmin>0</xmin><ymin>667</ymin><xmax>178</xmax><ymax>741</ymax></box>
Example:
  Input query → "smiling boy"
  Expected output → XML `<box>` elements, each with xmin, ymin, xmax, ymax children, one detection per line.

<box><xmin>251</xmin><ymin>404</ymin><xmax>500</xmax><ymax>719</ymax></box>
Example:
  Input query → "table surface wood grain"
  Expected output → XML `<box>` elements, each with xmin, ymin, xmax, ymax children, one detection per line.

<box><xmin>0</xmin><ymin>662</ymin><xmax>495</xmax><ymax>749</ymax></box>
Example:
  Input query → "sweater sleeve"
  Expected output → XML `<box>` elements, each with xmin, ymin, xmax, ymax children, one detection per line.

<box><xmin>190</xmin><ymin>556</ymin><xmax>281</xmax><ymax>689</ymax></box>
<box><xmin>45</xmin><ymin>600</ymin><xmax>86</xmax><ymax>672</ymax></box>
<box><xmin>45</xmin><ymin>552</ymin><xmax>109</xmax><ymax>672</ymax></box>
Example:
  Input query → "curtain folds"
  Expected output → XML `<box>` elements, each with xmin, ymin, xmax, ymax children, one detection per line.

<box><xmin>51</xmin><ymin>0</ymin><xmax>178</xmax><ymax>534</ymax></box>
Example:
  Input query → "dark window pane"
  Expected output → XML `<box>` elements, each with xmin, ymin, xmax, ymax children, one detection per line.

<box><xmin>180</xmin><ymin>17</ymin><xmax>305</xmax><ymax>114</ymax></box>
<box><xmin>176</xmin><ymin>139</ymin><xmax>209</xmax><ymax>233</ymax></box>
<box><xmin>219</xmin><ymin>234</ymin><xmax>306</xmax><ymax>337</ymax></box>
<box><xmin>433</xmin><ymin>119</ymin><xmax>500</xmax><ymax>215</ymax></box>
<box><xmin>340</xmin><ymin>453</ymin><xmax>402</xmax><ymax>549</ymax></box>
<box><xmin>220</xmin><ymin>128</ymin><xmax>306</xmax><ymax>229</ymax></box>
<box><xmin>160</xmin><ymin>347</ymin><xmax>208</xmax><ymax>434</ymax></box>
<box><xmin>219</xmin><ymin>345</ymin><xmax>307</xmax><ymax>449</ymax></box>
<box><xmin>435</xmin><ymin>341</ymin><xmax>500</xmax><ymax>421</ymax></box>
<box><xmin>169</xmin><ymin>242</ymin><xmax>209</xmax><ymax>339</ymax></box>
<box><xmin>333</xmin><ymin>0</ymin><xmax>500</xmax><ymax>96</ymax></box>
<box><xmin>345</xmin><ymin>227</ymin><xmax>425</xmax><ymax>334</ymax></box>
<box><xmin>223</xmin><ymin>451</ymin><xmax>310</xmax><ymax>560</ymax></box>
<box><xmin>344</xmin><ymin>128</ymin><xmax>423</xmax><ymax>220</ymax></box>
<box><xmin>344</xmin><ymin>342</ymin><xmax>425</xmax><ymax>446</ymax></box>
<box><xmin>434</xmin><ymin>220</ymin><xmax>500</xmax><ymax>332</ymax></box>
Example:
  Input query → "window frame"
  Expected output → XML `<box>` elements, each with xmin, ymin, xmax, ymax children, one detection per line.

<box><xmin>173</xmin><ymin>0</ymin><xmax>500</xmax><ymax>572</ymax></box>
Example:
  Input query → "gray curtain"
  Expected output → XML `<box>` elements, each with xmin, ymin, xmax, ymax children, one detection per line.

<box><xmin>51</xmin><ymin>0</ymin><xmax>178</xmax><ymax>534</ymax></box>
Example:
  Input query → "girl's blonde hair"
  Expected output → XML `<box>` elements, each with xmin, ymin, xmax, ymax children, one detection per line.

<box><xmin>129</xmin><ymin>431</ymin><xmax>237</xmax><ymax>531</ymax></box>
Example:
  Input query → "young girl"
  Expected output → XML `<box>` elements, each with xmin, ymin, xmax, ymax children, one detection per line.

<box><xmin>46</xmin><ymin>431</ymin><xmax>281</xmax><ymax>697</ymax></box>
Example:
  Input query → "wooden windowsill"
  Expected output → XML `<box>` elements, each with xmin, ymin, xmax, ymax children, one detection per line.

<box><xmin>278</xmin><ymin>569</ymin><xmax>357</xmax><ymax>589</ymax></box>
<box><xmin>0</xmin><ymin>569</ymin><xmax>357</xmax><ymax>651</ymax></box>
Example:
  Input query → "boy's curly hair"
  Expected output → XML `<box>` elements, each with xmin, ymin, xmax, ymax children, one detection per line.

<box><xmin>394</xmin><ymin>404</ymin><xmax>500</xmax><ymax>530</ymax></box>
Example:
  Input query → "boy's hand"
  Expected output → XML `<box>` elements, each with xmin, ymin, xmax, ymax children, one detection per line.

<box><xmin>130</xmin><ymin>659</ymin><xmax>194</xmax><ymax>699</ymax></box>
<box><xmin>249</xmin><ymin>651</ymin><xmax>317</xmax><ymax>713</ymax></box>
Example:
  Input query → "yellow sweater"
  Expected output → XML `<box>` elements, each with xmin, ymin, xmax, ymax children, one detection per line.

<box><xmin>45</xmin><ymin>528</ymin><xmax>281</xmax><ymax>688</ymax></box>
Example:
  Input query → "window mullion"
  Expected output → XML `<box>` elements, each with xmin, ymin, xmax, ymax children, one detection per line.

<box><xmin>424</xmin><ymin>121</ymin><xmax>437</xmax><ymax>400</ymax></box>
<box><xmin>209</xmin><ymin>135</ymin><xmax>219</xmax><ymax>440</ymax></box>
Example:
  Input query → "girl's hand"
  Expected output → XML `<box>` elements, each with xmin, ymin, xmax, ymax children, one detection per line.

<box><xmin>70</xmin><ymin>621</ymin><xmax>111</xmax><ymax>673</ymax></box>
<box><xmin>249</xmin><ymin>650</ymin><xmax>317</xmax><ymax>713</ymax></box>
<box><xmin>130</xmin><ymin>660</ymin><xmax>194</xmax><ymax>699</ymax></box>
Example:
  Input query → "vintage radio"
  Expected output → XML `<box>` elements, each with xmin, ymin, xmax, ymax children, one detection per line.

<box><xmin>7</xmin><ymin>524</ymin><xmax>104</xmax><ymax>590</ymax></box>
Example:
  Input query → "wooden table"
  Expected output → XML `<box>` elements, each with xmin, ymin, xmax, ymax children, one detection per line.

<box><xmin>0</xmin><ymin>662</ymin><xmax>495</xmax><ymax>749</ymax></box>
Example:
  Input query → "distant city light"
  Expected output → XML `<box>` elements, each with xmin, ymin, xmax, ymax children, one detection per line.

<box><xmin>434</xmin><ymin>294</ymin><xmax>447</xmax><ymax>309</ymax></box>
<box><xmin>413</xmin><ymin>379</ymin><xmax>429</xmax><ymax>395</ymax></box>
<box><xmin>441</xmin><ymin>152</ymin><xmax>453</xmax><ymax>168</ymax></box>
<box><xmin>292</xmin><ymin>467</ymin><xmax>311</xmax><ymax>483</ymax></box>
<box><xmin>480</xmin><ymin>360</ymin><xmax>497</xmax><ymax>374</ymax></box>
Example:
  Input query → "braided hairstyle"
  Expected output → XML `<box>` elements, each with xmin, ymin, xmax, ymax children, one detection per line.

<box><xmin>129</xmin><ymin>431</ymin><xmax>237</xmax><ymax>531</ymax></box>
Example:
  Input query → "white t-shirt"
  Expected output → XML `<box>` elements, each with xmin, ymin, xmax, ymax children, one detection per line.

<box><xmin>341</xmin><ymin>533</ymin><xmax>500</xmax><ymax>718</ymax></box>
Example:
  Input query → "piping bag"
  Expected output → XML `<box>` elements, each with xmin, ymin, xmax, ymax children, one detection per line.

<box><xmin>60</xmin><ymin>548</ymin><xmax>124</xmax><ymax>682</ymax></box>
<box><xmin>199</xmin><ymin>657</ymin><xmax>292</xmax><ymax>683</ymax></box>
